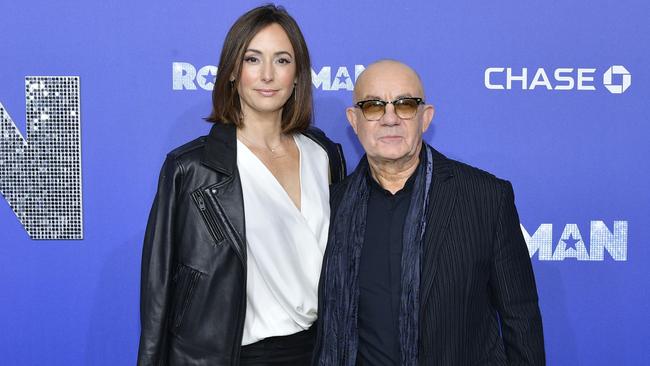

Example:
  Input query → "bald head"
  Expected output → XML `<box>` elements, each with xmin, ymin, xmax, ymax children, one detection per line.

<box><xmin>354</xmin><ymin>60</ymin><xmax>425</xmax><ymax>102</ymax></box>
<box><xmin>345</xmin><ymin>59</ymin><xmax>434</xmax><ymax>172</ymax></box>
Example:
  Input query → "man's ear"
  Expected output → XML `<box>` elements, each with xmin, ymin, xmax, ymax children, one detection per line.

<box><xmin>421</xmin><ymin>104</ymin><xmax>435</xmax><ymax>133</ymax></box>
<box><xmin>346</xmin><ymin>107</ymin><xmax>359</xmax><ymax>134</ymax></box>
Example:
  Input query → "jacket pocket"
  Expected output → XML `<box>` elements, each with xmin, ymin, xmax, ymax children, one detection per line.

<box><xmin>170</xmin><ymin>263</ymin><xmax>203</xmax><ymax>331</ymax></box>
<box><xmin>191</xmin><ymin>190</ymin><xmax>226</xmax><ymax>246</ymax></box>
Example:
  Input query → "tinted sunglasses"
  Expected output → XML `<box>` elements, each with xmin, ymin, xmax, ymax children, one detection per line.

<box><xmin>354</xmin><ymin>97</ymin><xmax>425</xmax><ymax>121</ymax></box>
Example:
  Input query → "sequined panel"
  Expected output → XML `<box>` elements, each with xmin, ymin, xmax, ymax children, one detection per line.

<box><xmin>0</xmin><ymin>76</ymin><xmax>82</xmax><ymax>240</ymax></box>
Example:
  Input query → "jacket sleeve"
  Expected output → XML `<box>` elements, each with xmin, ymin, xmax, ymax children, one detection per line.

<box><xmin>137</xmin><ymin>155</ymin><xmax>183</xmax><ymax>365</ymax></box>
<box><xmin>489</xmin><ymin>180</ymin><xmax>546</xmax><ymax>365</ymax></box>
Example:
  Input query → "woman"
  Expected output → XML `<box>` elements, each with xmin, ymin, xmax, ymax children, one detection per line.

<box><xmin>137</xmin><ymin>5</ymin><xmax>346</xmax><ymax>365</ymax></box>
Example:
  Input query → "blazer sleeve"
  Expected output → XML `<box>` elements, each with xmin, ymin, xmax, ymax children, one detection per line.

<box><xmin>137</xmin><ymin>156</ymin><xmax>183</xmax><ymax>365</ymax></box>
<box><xmin>489</xmin><ymin>180</ymin><xmax>546</xmax><ymax>365</ymax></box>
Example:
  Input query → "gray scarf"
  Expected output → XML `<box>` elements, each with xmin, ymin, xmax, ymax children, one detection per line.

<box><xmin>318</xmin><ymin>144</ymin><xmax>433</xmax><ymax>365</ymax></box>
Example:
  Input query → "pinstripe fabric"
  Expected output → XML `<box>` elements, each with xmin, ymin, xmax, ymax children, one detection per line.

<box><xmin>324</xmin><ymin>146</ymin><xmax>545</xmax><ymax>366</ymax></box>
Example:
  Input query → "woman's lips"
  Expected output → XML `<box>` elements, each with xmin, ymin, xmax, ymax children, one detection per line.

<box><xmin>255</xmin><ymin>89</ymin><xmax>279</xmax><ymax>97</ymax></box>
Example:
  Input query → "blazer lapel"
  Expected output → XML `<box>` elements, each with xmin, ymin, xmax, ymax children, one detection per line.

<box><xmin>420</xmin><ymin>147</ymin><xmax>458</xmax><ymax>310</ymax></box>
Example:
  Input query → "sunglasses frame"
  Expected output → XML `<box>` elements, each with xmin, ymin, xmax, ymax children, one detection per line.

<box><xmin>354</xmin><ymin>97</ymin><xmax>425</xmax><ymax>121</ymax></box>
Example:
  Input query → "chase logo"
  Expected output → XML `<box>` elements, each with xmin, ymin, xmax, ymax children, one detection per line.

<box><xmin>484</xmin><ymin>65</ymin><xmax>632</xmax><ymax>93</ymax></box>
<box><xmin>603</xmin><ymin>65</ymin><xmax>631</xmax><ymax>94</ymax></box>
<box><xmin>173</xmin><ymin>62</ymin><xmax>365</xmax><ymax>91</ymax></box>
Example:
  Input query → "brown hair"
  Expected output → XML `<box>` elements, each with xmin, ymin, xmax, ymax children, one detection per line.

<box><xmin>206</xmin><ymin>4</ymin><xmax>312</xmax><ymax>134</ymax></box>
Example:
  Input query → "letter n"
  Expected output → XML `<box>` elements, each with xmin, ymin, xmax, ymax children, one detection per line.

<box><xmin>0</xmin><ymin>76</ymin><xmax>83</xmax><ymax>239</ymax></box>
<box><xmin>590</xmin><ymin>221</ymin><xmax>627</xmax><ymax>261</ymax></box>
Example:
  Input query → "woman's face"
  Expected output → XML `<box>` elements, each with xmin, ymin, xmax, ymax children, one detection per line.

<box><xmin>237</xmin><ymin>23</ymin><xmax>296</xmax><ymax>122</ymax></box>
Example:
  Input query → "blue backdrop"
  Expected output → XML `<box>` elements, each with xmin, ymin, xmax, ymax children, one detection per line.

<box><xmin>1</xmin><ymin>1</ymin><xmax>648</xmax><ymax>364</ymax></box>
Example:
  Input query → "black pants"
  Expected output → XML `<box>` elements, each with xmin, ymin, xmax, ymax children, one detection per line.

<box><xmin>239</xmin><ymin>327</ymin><xmax>315</xmax><ymax>366</ymax></box>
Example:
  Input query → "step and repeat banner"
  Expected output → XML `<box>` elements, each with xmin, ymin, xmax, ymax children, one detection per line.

<box><xmin>1</xmin><ymin>1</ymin><xmax>648</xmax><ymax>364</ymax></box>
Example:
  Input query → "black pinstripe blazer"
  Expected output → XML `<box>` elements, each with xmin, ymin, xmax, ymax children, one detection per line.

<box><xmin>325</xmin><ymin>146</ymin><xmax>545</xmax><ymax>365</ymax></box>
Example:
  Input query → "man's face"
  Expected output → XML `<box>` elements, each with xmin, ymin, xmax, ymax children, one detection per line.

<box><xmin>347</xmin><ymin>62</ymin><xmax>434</xmax><ymax>165</ymax></box>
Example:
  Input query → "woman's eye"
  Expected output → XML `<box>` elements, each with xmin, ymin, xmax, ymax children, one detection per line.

<box><xmin>277</xmin><ymin>57</ymin><xmax>292</xmax><ymax>64</ymax></box>
<box><xmin>244</xmin><ymin>56</ymin><xmax>259</xmax><ymax>63</ymax></box>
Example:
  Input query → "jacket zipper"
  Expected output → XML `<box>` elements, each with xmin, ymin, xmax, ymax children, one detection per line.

<box><xmin>201</xmin><ymin>188</ymin><xmax>247</xmax><ymax>365</ymax></box>
<box><xmin>173</xmin><ymin>263</ymin><xmax>203</xmax><ymax>329</ymax></box>
<box><xmin>191</xmin><ymin>190</ymin><xmax>225</xmax><ymax>245</ymax></box>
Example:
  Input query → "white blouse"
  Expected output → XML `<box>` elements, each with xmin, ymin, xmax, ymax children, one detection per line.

<box><xmin>237</xmin><ymin>134</ymin><xmax>330</xmax><ymax>345</ymax></box>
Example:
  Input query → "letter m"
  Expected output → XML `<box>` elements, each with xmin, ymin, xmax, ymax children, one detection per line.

<box><xmin>0</xmin><ymin>76</ymin><xmax>83</xmax><ymax>239</ymax></box>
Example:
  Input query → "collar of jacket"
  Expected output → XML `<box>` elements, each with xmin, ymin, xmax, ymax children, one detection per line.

<box><xmin>201</xmin><ymin>122</ymin><xmax>238</xmax><ymax>175</ymax></box>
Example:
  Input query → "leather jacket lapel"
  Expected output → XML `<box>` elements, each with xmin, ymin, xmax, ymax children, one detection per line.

<box><xmin>204</xmin><ymin>182</ymin><xmax>246</xmax><ymax>266</ymax></box>
<box><xmin>202</xmin><ymin>122</ymin><xmax>237</xmax><ymax>176</ymax></box>
<box><xmin>201</xmin><ymin>122</ymin><xmax>246</xmax><ymax>265</ymax></box>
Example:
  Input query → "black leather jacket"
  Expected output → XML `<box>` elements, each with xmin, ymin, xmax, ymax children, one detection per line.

<box><xmin>137</xmin><ymin>122</ymin><xmax>346</xmax><ymax>366</ymax></box>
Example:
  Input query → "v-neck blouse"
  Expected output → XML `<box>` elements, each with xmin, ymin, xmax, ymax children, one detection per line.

<box><xmin>237</xmin><ymin>134</ymin><xmax>330</xmax><ymax>345</ymax></box>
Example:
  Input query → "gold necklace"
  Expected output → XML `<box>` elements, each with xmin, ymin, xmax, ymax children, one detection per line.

<box><xmin>238</xmin><ymin>132</ymin><xmax>288</xmax><ymax>158</ymax></box>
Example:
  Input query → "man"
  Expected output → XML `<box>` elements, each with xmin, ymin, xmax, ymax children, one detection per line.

<box><xmin>314</xmin><ymin>60</ymin><xmax>545</xmax><ymax>365</ymax></box>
